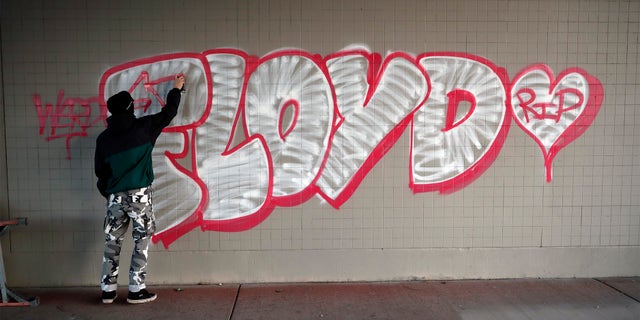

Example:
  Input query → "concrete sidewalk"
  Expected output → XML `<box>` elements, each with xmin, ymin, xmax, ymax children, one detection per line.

<box><xmin>1</xmin><ymin>278</ymin><xmax>639</xmax><ymax>319</ymax></box>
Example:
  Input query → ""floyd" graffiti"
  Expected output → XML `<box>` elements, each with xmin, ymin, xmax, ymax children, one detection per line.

<box><xmin>34</xmin><ymin>45</ymin><xmax>603</xmax><ymax>247</ymax></box>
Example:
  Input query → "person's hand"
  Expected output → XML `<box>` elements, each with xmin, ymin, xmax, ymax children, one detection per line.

<box><xmin>174</xmin><ymin>74</ymin><xmax>186</xmax><ymax>90</ymax></box>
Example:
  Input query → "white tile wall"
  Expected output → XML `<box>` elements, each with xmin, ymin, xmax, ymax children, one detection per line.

<box><xmin>1</xmin><ymin>0</ymin><xmax>639</xmax><ymax>285</ymax></box>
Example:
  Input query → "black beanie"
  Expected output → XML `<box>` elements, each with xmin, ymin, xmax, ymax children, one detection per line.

<box><xmin>107</xmin><ymin>91</ymin><xmax>133</xmax><ymax>115</ymax></box>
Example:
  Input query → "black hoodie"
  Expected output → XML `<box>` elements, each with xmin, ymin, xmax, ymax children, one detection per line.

<box><xmin>94</xmin><ymin>89</ymin><xmax>181</xmax><ymax>198</ymax></box>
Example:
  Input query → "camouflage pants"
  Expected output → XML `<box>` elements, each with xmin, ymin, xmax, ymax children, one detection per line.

<box><xmin>101</xmin><ymin>186</ymin><xmax>156</xmax><ymax>292</ymax></box>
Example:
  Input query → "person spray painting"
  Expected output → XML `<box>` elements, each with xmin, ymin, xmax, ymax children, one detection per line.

<box><xmin>94</xmin><ymin>74</ymin><xmax>185</xmax><ymax>304</ymax></box>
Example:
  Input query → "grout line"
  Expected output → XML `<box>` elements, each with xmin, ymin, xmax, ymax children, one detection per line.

<box><xmin>595</xmin><ymin>278</ymin><xmax>640</xmax><ymax>304</ymax></box>
<box><xmin>228</xmin><ymin>284</ymin><xmax>241</xmax><ymax>320</ymax></box>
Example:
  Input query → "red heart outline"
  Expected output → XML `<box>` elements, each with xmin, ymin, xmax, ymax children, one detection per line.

<box><xmin>511</xmin><ymin>64</ymin><xmax>604</xmax><ymax>182</ymax></box>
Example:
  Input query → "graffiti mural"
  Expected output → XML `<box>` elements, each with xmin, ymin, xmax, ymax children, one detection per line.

<box><xmin>511</xmin><ymin>65</ymin><xmax>603</xmax><ymax>182</ymax></box>
<box><xmin>34</xmin><ymin>90</ymin><xmax>105</xmax><ymax>159</ymax></box>
<box><xmin>33</xmin><ymin>46</ymin><xmax>604</xmax><ymax>247</ymax></box>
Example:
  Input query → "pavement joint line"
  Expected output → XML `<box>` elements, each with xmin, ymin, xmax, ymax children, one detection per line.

<box><xmin>595</xmin><ymin>278</ymin><xmax>640</xmax><ymax>304</ymax></box>
<box><xmin>228</xmin><ymin>284</ymin><xmax>241</xmax><ymax>320</ymax></box>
